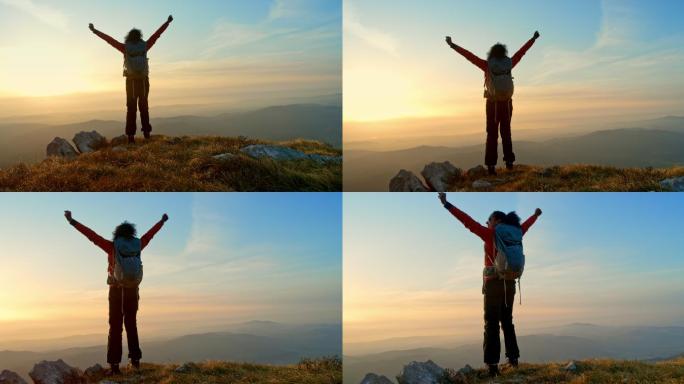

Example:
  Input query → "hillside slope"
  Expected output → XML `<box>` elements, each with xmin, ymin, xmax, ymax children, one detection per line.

<box><xmin>0</xmin><ymin>135</ymin><xmax>341</xmax><ymax>191</ymax></box>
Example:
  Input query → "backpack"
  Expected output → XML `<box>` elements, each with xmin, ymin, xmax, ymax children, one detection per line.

<box><xmin>485</xmin><ymin>56</ymin><xmax>514</xmax><ymax>101</ymax></box>
<box><xmin>493</xmin><ymin>223</ymin><xmax>525</xmax><ymax>280</ymax></box>
<box><xmin>124</xmin><ymin>41</ymin><xmax>149</xmax><ymax>78</ymax></box>
<box><xmin>113</xmin><ymin>237</ymin><xmax>143</xmax><ymax>287</ymax></box>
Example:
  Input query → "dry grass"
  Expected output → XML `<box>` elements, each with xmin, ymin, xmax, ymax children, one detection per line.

<box><xmin>447</xmin><ymin>164</ymin><xmax>684</xmax><ymax>192</ymax></box>
<box><xmin>97</xmin><ymin>357</ymin><xmax>342</xmax><ymax>384</ymax></box>
<box><xmin>0</xmin><ymin>136</ymin><xmax>341</xmax><ymax>191</ymax></box>
<box><xmin>440</xmin><ymin>357</ymin><xmax>684</xmax><ymax>384</ymax></box>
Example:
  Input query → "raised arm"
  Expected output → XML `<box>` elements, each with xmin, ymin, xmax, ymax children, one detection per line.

<box><xmin>141</xmin><ymin>214</ymin><xmax>168</xmax><ymax>249</ymax></box>
<box><xmin>65</xmin><ymin>211</ymin><xmax>113</xmax><ymax>254</ymax></box>
<box><xmin>438</xmin><ymin>193</ymin><xmax>489</xmax><ymax>241</ymax></box>
<box><xmin>511</xmin><ymin>31</ymin><xmax>540</xmax><ymax>68</ymax></box>
<box><xmin>445</xmin><ymin>36</ymin><xmax>487</xmax><ymax>71</ymax></box>
<box><xmin>147</xmin><ymin>15</ymin><xmax>173</xmax><ymax>51</ymax></box>
<box><xmin>521</xmin><ymin>208</ymin><xmax>542</xmax><ymax>235</ymax></box>
<box><xmin>89</xmin><ymin>24</ymin><xmax>125</xmax><ymax>53</ymax></box>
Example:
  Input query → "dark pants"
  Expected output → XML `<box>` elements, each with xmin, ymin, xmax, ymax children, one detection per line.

<box><xmin>483</xmin><ymin>278</ymin><xmax>519</xmax><ymax>365</ymax></box>
<box><xmin>125</xmin><ymin>77</ymin><xmax>152</xmax><ymax>136</ymax></box>
<box><xmin>485</xmin><ymin>99</ymin><xmax>515</xmax><ymax>166</ymax></box>
<box><xmin>108</xmin><ymin>285</ymin><xmax>141</xmax><ymax>364</ymax></box>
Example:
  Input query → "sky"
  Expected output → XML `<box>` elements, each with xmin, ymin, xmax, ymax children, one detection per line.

<box><xmin>344</xmin><ymin>0</ymin><xmax>684</xmax><ymax>145</ymax></box>
<box><xmin>0</xmin><ymin>192</ymin><xmax>341</xmax><ymax>346</ymax></box>
<box><xmin>344</xmin><ymin>192</ymin><xmax>684</xmax><ymax>354</ymax></box>
<box><xmin>0</xmin><ymin>0</ymin><xmax>341</xmax><ymax>121</ymax></box>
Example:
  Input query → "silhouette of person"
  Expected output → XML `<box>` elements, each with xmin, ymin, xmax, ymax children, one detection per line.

<box><xmin>446</xmin><ymin>31</ymin><xmax>540</xmax><ymax>175</ymax></box>
<box><xmin>89</xmin><ymin>16</ymin><xmax>173</xmax><ymax>143</ymax></box>
<box><xmin>438</xmin><ymin>192</ymin><xmax>542</xmax><ymax>377</ymax></box>
<box><xmin>64</xmin><ymin>210</ymin><xmax>168</xmax><ymax>375</ymax></box>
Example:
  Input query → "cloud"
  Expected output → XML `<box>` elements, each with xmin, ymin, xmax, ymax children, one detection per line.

<box><xmin>0</xmin><ymin>0</ymin><xmax>68</xmax><ymax>30</ymax></box>
<box><xmin>344</xmin><ymin>2</ymin><xmax>398</xmax><ymax>56</ymax></box>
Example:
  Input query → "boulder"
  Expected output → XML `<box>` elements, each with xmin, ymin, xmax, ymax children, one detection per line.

<box><xmin>212</xmin><ymin>153</ymin><xmax>237</xmax><ymax>161</ymax></box>
<box><xmin>0</xmin><ymin>370</ymin><xmax>27</xmax><ymax>384</ymax></box>
<box><xmin>110</xmin><ymin>135</ymin><xmax>128</xmax><ymax>146</ymax></box>
<box><xmin>46</xmin><ymin>138</ymin><xmax>78</xmax><ymax>159</ymax></box>
<box><xmin>466</xmin><ymin>165</ymin><xmax>487</xmax><ymax>178</ymax></box>
<box><xmin>360</xmin><ymin>373</ymin><xmax>393</xmax><ymax>384</ymax></box>
<box><xmin>660</xmin><ymin>177</ymin><xmax>684</xmax><ymax>191</ymax></box>
<box><xmin>421</xmin><ymin>162</ymin><xmax>461</xmax><ymax>192</ymax></box>
<box><xmin>564</xmin><ymin>360</ymin><xmax>577</xmax><ymax>372</ymax></box>
<box><xmin>29</xmin><ymin>359</ymin><xmax>85</xmax><ymax>384</ymax></box>
<box><xmin>396</xmin><ymin>360</ymin><xmax>444</xmax><ymax>384</ymax></box>
<box><xmin>111</xmin><ymin>146</ymin><xmax>127</xmax><ymax>153</ymax></box>
<box><xmin>174</xmin><ymin>362</ymin><xmax>199</xmax><ymax>373</ymax></box>
<box><xmin>389</xmin><ymin>170</ymin><xmax>429</xmax><ymax>192</ymax></box>
<box><xmin>73</xmin><ymin>131</ymin><xmax>106</xmax><ymax>153</ymax></box>
<box><xmin>457</xmin><ymin>364</ymin><xmax>474</xmax><ymax>375</ymax></box>
<box><xmin>83</xmin><ymin>364</ymin><xmax>105</xmax><ymax>380</ymax></box>
<box><xmin>472</xmin><ymin>179</ymin><xmax>493</xmax><ymax>189</ymax></box>
<box><xmin>240</xmin><ymin>144</ymin><xmax>340</xmax><ymax>164</ymax></box>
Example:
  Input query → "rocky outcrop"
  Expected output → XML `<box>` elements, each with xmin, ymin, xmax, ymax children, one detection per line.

<box><xmin>389</xmin><ymin>170</ymin><xmax>429</xmax><ymax>192</ymax></box>
<box><xmin>421</xmin><ymin>162</ymin><xmax>462</xmax><ymax>192</ymax></box>
<box><xmin>396</xmin><ymin>360</ymin><xmax>444</xmax><ymax>384</ymax></box>
<box><xmin>82</xmin><ymin>364</ymin><xmax>104</xmax><ymax>381</ymax></box>
<box><xmin>174</xmin><ymin>362</ymin><xmax>199</xmax><ymax>373</ymax></box>
<box><xmin>72</xmin><ymin>131</ymin><xmax>106</xmax><ymax>153</ymax></box>
<box><xmin>466</xmin><ymin>165</ymin><xmax>487</xmax><ymax>178</ymax></box>
<box><xmin>239</xmin><ymin>144</ymin><xmax>341</xmax><ymax>164</ymax></box>
<box><xmin>46</xmin><ymin>138</ymin><xmax>78</xmax><ymax>159</ymax></box>
<box><xmin>564</xmin><ymin>360</ymin><xmax>578</xmax><ymax>372</ymax></box>
<box><xmin>472</xmin><ymin>179</ymin><xmax>493</xmax><ymax>189</ymax></box>
<box><xmin>110</xmin><ymin>135</ymin><xmax>129</xmax><ymax>147</ymax></box>
<box><xmin>28</xmin><ymin>359</ymin><xmax>85</xmax><ymax>384</ymax></box>
<box><xmin>0</xmin><ymin>370</ymin><xmax>27</xmax><ymax>384</ymax></box>
<box><xmin>360</xmin><ymin>373</ymin><xmax>393</xmax><ymax>384</ymax></box>
<box><xmin>660</xmin><ymin>177</ymin><xmax>684</xmax><ymax>191</ymax></box>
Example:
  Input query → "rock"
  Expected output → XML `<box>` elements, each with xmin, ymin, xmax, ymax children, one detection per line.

<box><xmin>420</xmin><ymin>161</ymin><xmax>461</xmax><ymax>192</ymax></box>
<box><xmin>389</xmin><ymin>170</ymin><xmax>429</xmax><ymax>192</ymax></box>
<box><xmin>457</xmin><ymin>364</ymin><xmax>474</xmax><ymax>375</ymax></box>
<box><xmin>111</xmin><ymin>146</ymin><xmax>127</xmax><ymax>153</ymax></box>
<box><xmin>110</xmin><ymin>135</ymin><xmax>128</xmax><ymax>146</ymax></box>
<box><xmin>396</xmin><ymin>360</ymin><xmax>444</xmax><ymax>384</ymax></box>
<box><xmin>29</xmin><ymin>359</ymin><xmax>85</xmax><ymax>384</ymax></box>
<box><xmin>240</xmin><ymin>144</ymin><xmax>340</xmax><ymax>164</ymax></box>
<box><xmin>83</xmin><ymin>364</ymin><xmax>104</xmax><ymax>380</ymax></box>
<box><xmin>73</xmin><ymin>131</ymin><xmax>106</xmax><ymax>153</ymax></box>
<box><xmin>564</xmin><ymin>360</ymin><xmax>577</xmax><ymax>372</ymax></box>
<box><xmin>466</xmin><ymin>165</ymin><xmax>487</xmax><ymax>178</ymax></box>
<box><xmin>472</xmin><ymin>179</ymin><xmax>493</xmax><ymax>189</ymax></box>
<box><xmin>174</xmin><ymin>362</ymin><xmax>199</xmax><ymax>373</ymax></box>
<box><xmin>360</xmin><ymin>373</ymin><xmax>394</xmax><ymax>384</ymax></box>
<box><xmin>0</xmin><ymin>370</ymin><xmax>28</xmax><ymax>384</ymax></box>
<box><xmin>46</xmin><ymin>138</ymin><xmax>78</xmax><ymax>159</ymax></box>
<box><xmin>660</xmin><ymin>177</ymin><xmax>684</xmax><ymax>191</ymax></box>
<box><xmin>442</xmin><ymin>369</ymin><xmax>466</xmax><ymax>384</ymax></box>
<box><xmin>540</xmin><ymin>166</ymin><xmax>557</xmax><ymax>178</ymax></box>
<box><xmin>212</xmin><ymin>153</ymin><xmax>237</xmax><ymax>161</ymax></box>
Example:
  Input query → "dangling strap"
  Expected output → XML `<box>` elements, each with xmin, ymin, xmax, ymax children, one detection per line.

<box><xmin>518</xmin><ymin>277</ymin><xmax>522</xmax><ymax>305</ymax></box>
<box><xmin>503</xmin><ymin>277</ymin><xmax>508</xmax><ymax>308</ymax></box>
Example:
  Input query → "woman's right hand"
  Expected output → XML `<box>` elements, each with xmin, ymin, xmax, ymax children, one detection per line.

<box><xmin>162</xmin><ymin>213</ymin><xmax>169</xmax><ymax>222</ymax></box>
<box><xmin>64</xmin><ymin>210</ymin><xmax>73</xmax><ymax>222</ymax></box>
<box><xmin>438</xmin><ymin>192</ymin><xmax>448</xmax><ymax>205</ymax></box>
<box><xmin>88</xmin><ymin>23</ymin><xmax>95</xmax><ymax>31</ymax></box>
<box><xmin>445</xmin><ymin>36</ymin><xmax>454</xmax><ymax>47</ymax></box>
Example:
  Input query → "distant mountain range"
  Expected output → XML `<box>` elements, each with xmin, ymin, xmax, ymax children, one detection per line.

<box><xmin>0</xmin><ymin>104</ymin><xmax>341</xmax><ymax>167</ymax></box>
<box><xmin>344</xmin><ymin>116</ymin><xmax>684</xmax><ymax>191</ymax></box>
<box><xmin>0</xmin><ymin>321</ymin><xmax>341</xmax><ymax>379</ymax></box>
<box><xmin>343</xmin><ymin>324</ymin><xmax>684</xmax><ymax>384</ymax></box>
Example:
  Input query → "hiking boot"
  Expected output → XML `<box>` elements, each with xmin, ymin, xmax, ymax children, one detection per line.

<box><xmin>129</xmin><ymin>359</ymin><xmax>141</xmax><ymax>370</ymax></box>
<box><xmin>508</xmin><ymin>358</ymin><xmax>519</xmax><ymax>368</ymax></box>
<box><xmin>127</xmin><ymin>135</ymin><xmax>135</xmax><ymax>144</ymax></box>
<box><xmin>488</xmin><ymin>364</ymin><xmax>500</xmax><ymax>377</ymax></box>
<box><xmin>106</xmin><ymin>364</ymin><xmax>121</xmax><ymax>376</ymax></box>
<box><xmin>143</xmin><ymin>132</ymin><xmax>151</xmax><ymax>140</ymax></box>
<box><xmin>487</xmin><ymin>166</ymin><xmax>497</xmax><ymax>176</ymax></box>
<box><xmin>506</xmin><ymin>162</ymin><xmax>514</xmax><ymax>170</ymax></box>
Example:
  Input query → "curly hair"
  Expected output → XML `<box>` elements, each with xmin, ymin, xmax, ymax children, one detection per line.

<box><xmin>113</xmin><ymin>221</ymin><xmax>137</xmax><ymax>239</ymax></box>
<box><xmin>488</xmin><ymin>43</ymin><xmax>508</xmax><ymax>60</ymax></box>
<box><xmin>125</xmin><ymin>28</ymin><xmax>143</xmax><ymax>43</ymax></box>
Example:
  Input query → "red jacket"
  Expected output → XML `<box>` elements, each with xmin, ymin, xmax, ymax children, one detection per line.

<box><xmin>451</xmin><ymin>37</ymin><xmax>537</xmax><ymax>85</ymax></box>
<box><xmin>92</xmin><ymin>20</ymin><xmax>171</xmax><ymax>55</ymax></box>
<box><xmin>71</xmin><ymin>219</ymin><xmax>165</xmax><ymax>276</ymax></box>
<box><xmin>444</xmin><ymin>203</ymin><xmax>538</xmax><ymax>280</ymax></box>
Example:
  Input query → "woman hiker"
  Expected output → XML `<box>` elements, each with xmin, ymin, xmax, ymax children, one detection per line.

<box><xmin>64</xmin><ymin>210</ymin><xmax>168</xmax><ymax>375</ymax></box>
<box><xmin>438</xmin><ymin>192</ymin><xmax>542</xmax><ymax>377</ymax></box>
<box><xmin>445</xmin><ymin>31</ymin><xmax>540</xmax><ymax>175</ymax></box>
<box><xmin>89</xmin><ymin>15</ymin><xmax>174</xmax><ymax>143</ymax></box>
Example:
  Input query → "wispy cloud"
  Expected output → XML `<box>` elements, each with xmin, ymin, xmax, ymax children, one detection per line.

<box><xmin>0</xmin><ymin>0</ymin><xmax>68</xmax><ymax>30</ymax></box>
<box><xmin>344</xmin><ymin>2</ymin><xmax>398</xmax><ymax>56</ymax></box>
